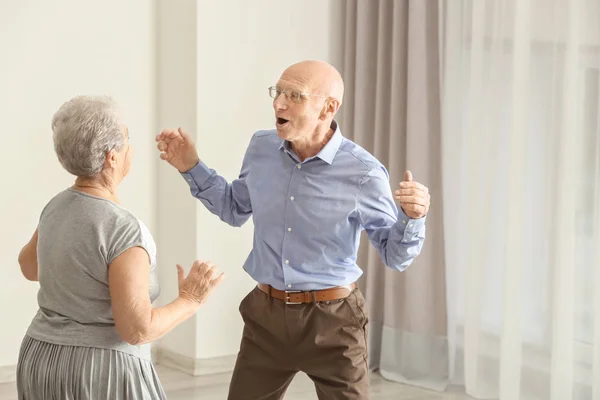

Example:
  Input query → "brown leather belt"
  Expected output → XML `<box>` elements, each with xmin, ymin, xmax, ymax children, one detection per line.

<box><xmin>257</xmin><ymin>282</ymin><xmax>356</xmax><ymax>304</ymax></box>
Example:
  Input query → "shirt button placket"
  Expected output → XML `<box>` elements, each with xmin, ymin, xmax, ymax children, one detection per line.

<box><xmin>282</xmin><ymin>165</ymin><xmax>300</xmax><ymax>289</ymax></box>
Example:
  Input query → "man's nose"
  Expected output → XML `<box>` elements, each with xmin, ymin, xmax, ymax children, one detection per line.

<box><xmin>273</xmin><ymin>94</ymin><xmax>288</xmax><ymax>111</ymax></box>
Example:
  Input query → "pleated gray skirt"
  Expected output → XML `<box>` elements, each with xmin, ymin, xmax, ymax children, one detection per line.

<box><xmin>16</xmin><ymin>335</ymin><xmax>167</xmax><ymax>400</ymax></box>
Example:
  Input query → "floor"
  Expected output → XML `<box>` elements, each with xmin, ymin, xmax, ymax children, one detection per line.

<box><xmin>0</xmin><ymin>365</ymin><xmax>474</xmax><ymax>399</ymax></box>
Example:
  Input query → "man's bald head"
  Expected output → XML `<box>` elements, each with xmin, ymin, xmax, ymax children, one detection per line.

<box><xmin>279</xmin><ymin>60</ymin><xmax>344</xmax><ymax>105</ymax></box>
<box><xmin>272</xmin><ymin>60</ymin><xmax>345</xmax><ymax>146</ymax></box>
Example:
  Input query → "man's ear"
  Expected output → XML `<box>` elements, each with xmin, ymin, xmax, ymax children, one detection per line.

<box><xmin>319</xmin><ymin>98</ymin><xmax>340</xmax><ymax>120</ymax></box>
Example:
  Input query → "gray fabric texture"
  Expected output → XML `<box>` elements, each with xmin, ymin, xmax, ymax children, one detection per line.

<box><xmin>17</xmin><ymin>335</ymin><xmax>167</xmax><ymax>400</ymax></box>
<box><xmin>19</xmin><ymin>188</ymin><xmax>163</xmax><ymax>398</ymax></box>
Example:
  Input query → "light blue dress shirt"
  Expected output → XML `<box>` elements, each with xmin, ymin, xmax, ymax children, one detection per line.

<box><xmin>181</xmin><ymin>122</ymin><xmax>426</xmax><ymax>291</ymax></box>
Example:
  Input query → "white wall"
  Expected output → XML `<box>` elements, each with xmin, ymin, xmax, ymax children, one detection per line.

<box><xmin>0</xmin><ymin>0</ymin><xmax>156</xmax><ymax>368</ymax></box>
<box><xmin>155</xmin><ymin>0</ymin><xmax>201</xmax><ymax>361</ymax></box>
<box><xmin>193</xmin><ymin>0</ymin><xmax>345</xmax><ymax>359</ymax></box>
<box><xmin>0</xmin><ymin>0</ymin><xmax>343</xmax><ymax>372</ymax></box>
<box><xmin>156</xmin><ymin>0</ymin><xmax>344</xmax><ymax>361</ymax></box>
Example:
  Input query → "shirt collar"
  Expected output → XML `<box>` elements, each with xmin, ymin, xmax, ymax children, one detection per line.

<box><xmin>278</xmin><ymin>120</ymin><xmax>343</xmax><ymax>165</ymax></box>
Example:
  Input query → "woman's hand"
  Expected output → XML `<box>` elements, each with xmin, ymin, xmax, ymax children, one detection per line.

<box><xmin>177</xmin><ymin>260</ymin><xmax>224</xmax><ymax>304</ymax></box>
<box><xmin>110</xmin><ymin>251</ymin><xmax>225</xmax><ymax>345</ymax></box>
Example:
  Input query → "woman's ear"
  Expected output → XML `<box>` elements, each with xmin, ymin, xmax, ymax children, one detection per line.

<box><xmin>105</xmin><ymin>149</ymin><xmax>118</xmax><ymax>169</ymax></box>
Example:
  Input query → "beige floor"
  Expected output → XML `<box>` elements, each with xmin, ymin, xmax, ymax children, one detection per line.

<box><xmin>0</xmin><ymin>365</ymin><xmax>474</xmax><ymax>399</ymax></box>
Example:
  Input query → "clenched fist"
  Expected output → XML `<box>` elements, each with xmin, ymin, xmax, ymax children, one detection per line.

<box><xmin>394</xmin><ymin>170</ymin><xmax>430</xmax><ymax>219</ymax></box>
<box><xmin>177</xmin><ymin>260</ymin><xmax>224</xmax><ymax>305</ymax></box>
<box><xmin>156</xmin><ymin>127</ymin><xmax>200</xmax><ymax>173</ymax></box>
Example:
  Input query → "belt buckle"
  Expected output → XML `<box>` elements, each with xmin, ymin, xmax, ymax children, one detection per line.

<box><xmin>284</xmin><ymin>290</ymin><xmax>302</xmax><ymax>305</ymax></box>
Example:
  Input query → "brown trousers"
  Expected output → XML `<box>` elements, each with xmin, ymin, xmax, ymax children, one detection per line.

<box><xmin>227</xmin><ymin>286</ymin><xmax>370</xmax><ymax>399</ymax></box>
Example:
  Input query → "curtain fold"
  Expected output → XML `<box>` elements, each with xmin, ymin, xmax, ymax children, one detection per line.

<box><xmin>340</xmin><ymin>0</ymin><xmax>449</xmax><ymax>391</ymax></box>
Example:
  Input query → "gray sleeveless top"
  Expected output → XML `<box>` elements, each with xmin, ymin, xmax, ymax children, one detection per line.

<box><xmin>26</xmin><ymin>188</ymin><xmax>160</xmax><ymax>361</ymax></box>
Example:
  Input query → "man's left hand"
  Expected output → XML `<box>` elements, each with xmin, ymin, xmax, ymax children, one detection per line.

<box><xmin>394</xmin><ymin>170</ymin><xmax>430</xmax><ymax>219</ymax></box>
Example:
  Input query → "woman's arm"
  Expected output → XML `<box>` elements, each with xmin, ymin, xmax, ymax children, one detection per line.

<box><xmin>18</xmin><ymin>229</ymin><xmax>39</xmax><ymax>281</ymax></box>
<box><xmin>108</xmin><ymin>247</ymin><xmax>223</xmax><ymax>345</ymax></box>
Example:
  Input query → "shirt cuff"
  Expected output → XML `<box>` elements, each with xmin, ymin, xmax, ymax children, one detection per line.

<box><xmin>397</xmin><ymin>207</ymin><xmax>426</xmax><ymax>241</ymax></box>
<box><xmin>180</xmin><ymin>160</ymin><xmax>214</xmax><ymax>191</ymax></box>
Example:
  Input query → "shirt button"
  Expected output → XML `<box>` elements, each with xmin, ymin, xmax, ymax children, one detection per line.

<box><xmin>285</xmin><ymin>260</ymin><xmax>289</xmax><ymax>264</ymax></box>
<box><xmin>187</xmin><ymin>178</ymin><xmax>192</xmax><ymax>182</ymax></box>
<box><xmin>287</xmin><ymin>227</ymin><xmax>292</xmax><ymax>232</ymax></box>
<box><xmin>297</xmin><ymin>165</ymin><xmax>302</xmax><ymax>169</ymax></box>
<box><xmin>409</xmin><ymin>224</ymin><xmax>414</xmax><ymax>228</ymax></box>
<box><xmin>402</xmin><ymin>220</ymin><xmax>407</xmax><ymax>224</ymax></box>
<box><xmin>290</xmin><ymin>196</ymin><xmax>294</xmax><ymax>201</ymax></box>
<box><xmin>287</xmin><ymin>284</ymin><xmax>292</xmax><ymax>288</ymax></box>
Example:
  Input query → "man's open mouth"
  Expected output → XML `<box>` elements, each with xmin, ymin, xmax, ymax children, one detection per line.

<box><xmin>276</xmin><ymin>117</ymin><xmax>289</xmax><ymax>127</ymax></box>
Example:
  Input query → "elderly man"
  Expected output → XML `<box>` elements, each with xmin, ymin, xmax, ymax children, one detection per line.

<box><xmin>156</xmin><ymin>60</ymin><xmax>430</xmax><ymax>399</ymax></box>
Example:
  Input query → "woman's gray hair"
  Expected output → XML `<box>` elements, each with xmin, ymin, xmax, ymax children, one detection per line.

<box><xmin>52</xmin><ymin>96</ymin><xmax>125</xmax><ymax>177</ymax></box>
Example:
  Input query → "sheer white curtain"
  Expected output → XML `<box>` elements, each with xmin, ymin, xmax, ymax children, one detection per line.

<box><xmin>441</xmin><ymin>0</ymin><xmax>600</xmax><ymax>399</ymax></box>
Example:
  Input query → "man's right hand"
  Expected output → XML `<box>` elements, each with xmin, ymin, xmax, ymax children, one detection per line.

<box><xmin>156</xmin><ymin>127</ymin><xmax>200</xmax><ymax>173</ymax></box>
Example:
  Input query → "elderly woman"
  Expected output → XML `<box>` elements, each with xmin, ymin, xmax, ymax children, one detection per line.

<box><xmin>16</xmin><ymin>96</ymin><xmax>223</xmax><ymax>399</ymax></box>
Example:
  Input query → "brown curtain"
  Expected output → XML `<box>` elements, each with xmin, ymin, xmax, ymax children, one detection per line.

<box><xmin>339</xmin><ymin>0</ymin><xmax>449</xmax><ymax>391</ymax></box>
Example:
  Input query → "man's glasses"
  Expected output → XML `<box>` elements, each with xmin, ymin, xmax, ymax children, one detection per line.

<box><xmin>268</xmin><ymin>86</ymin><xmax>327</xmax><ymax>103</ymax></box>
